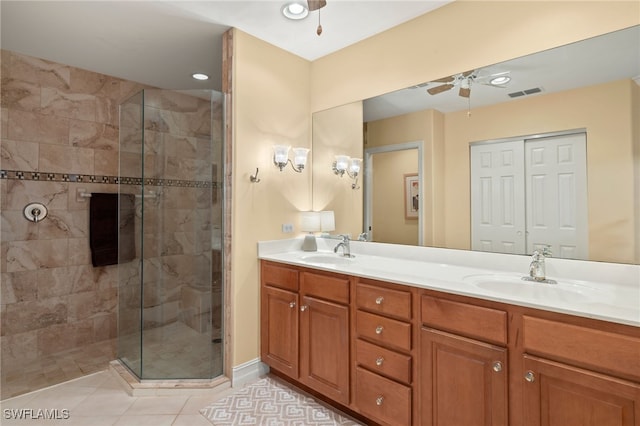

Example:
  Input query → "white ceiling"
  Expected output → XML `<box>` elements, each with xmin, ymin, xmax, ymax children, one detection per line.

<box><xmin>364</xmin><ymin>25</ymin><xmax>640</xmax><ymax>120</ymax></box>
<box><xmin>0</xmin><ymin>0</ymin><xmax>452</xmax><ymax>91</ymax></box>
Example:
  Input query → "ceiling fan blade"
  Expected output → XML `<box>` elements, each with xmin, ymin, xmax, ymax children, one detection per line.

<box><xmin>431</xmin><ymin>76</ymin><xmax>455</xmax><ymax>83</ymax></box>
<box><xmin>427</xmin><ymin>84</ymin><xmax>454</xmax><ymax>95</ymax></box>
<box><xmin>459</xmin><ymin>87</ymin><xmax>471</xmax><ymax>98</ymax></box>
<box><xmin>308</xmin><ymin>0</ymin><xmax>326</xmax><ymax>11</ymax></box>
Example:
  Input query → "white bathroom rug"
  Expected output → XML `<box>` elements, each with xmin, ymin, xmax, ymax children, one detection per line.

<box><xmin>200</xmin><ymin>376</ymin><xmax>362</xmax><ymax>425</ymax></box>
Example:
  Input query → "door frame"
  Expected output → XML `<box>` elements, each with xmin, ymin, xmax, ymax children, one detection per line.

<box><xmin>364</xmin><ymin>140</ymin><xmax>425</xmax><ymax>246</ymax></box>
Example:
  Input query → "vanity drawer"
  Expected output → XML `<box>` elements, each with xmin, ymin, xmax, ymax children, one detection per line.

<box><xmin>300</xmin><ymin>271</ymin><xmax>349</xmax><ymax>304</ymax></box>
<box><xmin>356</xmin><ymin>339</ymin><xmax>412</xmax><ymax>384</ymax></box>
<box><xmin>261</xmin><ymin>261</ymin><xmax>299</xmax><ymax>292</ymax></box>
<box><xmin>357</xmin><ymin>310</ymin><xmax>412</xmax><ymax>352</ymax></box>
<box><xmin>421</xmin><ymin>295</ymin><xmax>507</xmax><ymax>345</ymax></box>
<box><xmin>356</xmin><ymin>367</ymin><xmax>411</xmax><ymax>426</ymax></box>
<box><xmin>356</xmin><ymin>281</ymin><xmax>412</xmax><ymax>321</ymax></box>
<box><xmin>523</xmin><ymin>316</ymin><xmax>640</xmax><ymax>381</ymax></box>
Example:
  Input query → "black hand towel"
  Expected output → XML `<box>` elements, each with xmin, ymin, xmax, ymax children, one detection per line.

<box><xmin>89</xmin><ymin>193</ymin><xmax>136</xmax><ymax>267</ymax></box>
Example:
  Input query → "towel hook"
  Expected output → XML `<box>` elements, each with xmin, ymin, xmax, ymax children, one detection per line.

<box><xmin>250</xmin><ymin>168</ymin><xmax>261</xmax><ymax>183</ymax></box>
<box><xmin>24</xmin><ymin>203</ymin><xmax>48</xmax><ymax>223</ymax></box>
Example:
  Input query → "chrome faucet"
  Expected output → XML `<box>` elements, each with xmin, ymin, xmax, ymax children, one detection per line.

<box><xmin>334</xmin><ymin>234</ymin><xmax>353</xmax><ymax>257</ymax></box>
<box><xmin>526</xmin><ymin>246</ymin><xmax>555</xmax><ymax>284</ymax></box>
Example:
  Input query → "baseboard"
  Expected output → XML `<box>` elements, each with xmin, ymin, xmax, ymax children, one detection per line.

<box><xmin>232</xmin><ymin>358</ymin><xmax>269</xmax><ymax>387</ymax></box>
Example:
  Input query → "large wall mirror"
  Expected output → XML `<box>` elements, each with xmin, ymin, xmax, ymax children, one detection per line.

<box><xmin>312</xmin><ymin>25</ymin><xmax>639</xmax><ymax>265</ymax></box>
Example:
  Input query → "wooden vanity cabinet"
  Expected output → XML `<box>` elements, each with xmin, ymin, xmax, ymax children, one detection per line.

<box><xmin>420</xmin><ymin>294</ymin><xmax>509</xmax><ymax>426</ymax></box>
<box><xmin>354</xmin><ymin>279</ymin><xmax>416</xmax><ymax>426</ymax></box>
<box><xmin>521</xmin><ymin>315</ymin><xmax>640</xmax><ymax>426</ymax></box>
<box><xmin>299</xmin><ymin>270</ymin><xmax>350</xmax><ymax>405</ymax></box>
<box><xmin>261</xmin><ymin>260</ymin><xmax>640</xmax><ymax>426</ymax></box>
<box><xmin>260</xmin><ymin>262</ymin><xmax>299</xmax><ymax>379</ymax></box>
<box><xmin>260</xmin><ymin>261</ymin><xmax>351</xmax><ymax>405</ymax></box>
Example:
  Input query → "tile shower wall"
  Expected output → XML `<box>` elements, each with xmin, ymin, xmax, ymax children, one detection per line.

<box><xmin>0</xmin><ymin>50</ymin><xmax>154</xmax><ymax>398</ymax></box>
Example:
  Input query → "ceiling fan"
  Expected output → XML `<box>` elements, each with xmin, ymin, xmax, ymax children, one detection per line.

<box><xmin>427</xmin><ymin>70</ymin><xmax>511</xmax><ymax>98</ymax></box>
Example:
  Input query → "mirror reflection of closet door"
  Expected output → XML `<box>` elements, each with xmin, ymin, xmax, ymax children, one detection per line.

<box><xmin>470</xmin><ymin>132</ymin><xmax>588</xmax><ymax>259</ymax></box>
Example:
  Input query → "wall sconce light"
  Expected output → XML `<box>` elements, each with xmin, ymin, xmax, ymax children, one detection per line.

<box><xmin>274</xmin><ymin>145</ymin><xmax>310</xmax><ymax>173</ymax></box>
<box><xmin>332</xmin><ymin>155</ymin><xmax>362</xmax><ymax>189</ymax></box>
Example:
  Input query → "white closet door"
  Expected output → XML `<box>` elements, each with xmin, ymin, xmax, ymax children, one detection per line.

<box><xmin>470</xmin><ymin>141</ymin><xmax>526</xmax><ymax>254</ymax></box>
<box><xmin>525</xmin><ymin>133</ymin><xmax>588</xmax><ymax>259</ymax></box>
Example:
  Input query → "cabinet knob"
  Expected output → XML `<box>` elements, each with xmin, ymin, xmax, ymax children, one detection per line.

<box><xmin>524</xmin><ymin>371</ymin><xmax>535</xmax><ymax>383</ymax></box>
<box><xmin>289</xmin><ymin>301</ymin><xmax>296</xmax><ymax>309</ymax></box>
<box><xmin>492</xmin><ymin>361</ymin><xmax>502</xmax><ymax>372</ymax></box>
<box><xmin>376</xmin><ymin>396</ymin><xmax>384</xmax><ymax>406</ymax></box>
<box><xmin>300</xmin><ymin>305</ymin><xmax>308</xmax><ymax>312</ymax></box>
<box><xmin>375</xmin><ymin>325</ymin><xmax>384</xmax><ymax>335</ymax></box>
<box><xmin>375</xmin><ymin>296</ymin><xmax>384</xmax><ymax>305</ymax></box>
<box><xmin>375</xmin><ymin>357</ymin><xmax>384</xmax><ymax>366</ymax></box>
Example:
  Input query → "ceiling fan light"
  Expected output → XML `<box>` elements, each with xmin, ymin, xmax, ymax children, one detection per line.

<box><xmin>282</xmin><ymin>2</ymin><xmax>309</xmax><ymax>20</ymax></box>
<box><xmin>490</xmin><ymin>76</ymin><xmax>511</xmax><ymax>86</ymax></box>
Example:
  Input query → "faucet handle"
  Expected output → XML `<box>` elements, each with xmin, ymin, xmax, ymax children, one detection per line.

<box><xmin>542</xmin><ymin>246</ymin><xmax>552</xmax><ymax>257</ymax></box>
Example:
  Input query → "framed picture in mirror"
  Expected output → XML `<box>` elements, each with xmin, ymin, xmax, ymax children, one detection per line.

<box><xmin>404</xmin><ymin>173</ymin><xmax>419</xmax><ymax>220</ymax></box>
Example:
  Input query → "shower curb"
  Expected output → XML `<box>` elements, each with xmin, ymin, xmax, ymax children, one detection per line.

<box><xmin>109</xmin><ymin>360</ymin><xmax>231</xmax><ymax>397</ymax></box>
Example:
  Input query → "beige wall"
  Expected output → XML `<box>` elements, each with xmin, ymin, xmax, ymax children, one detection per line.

<box><xmin>231</xmin><ymin>30</ymin><xmax>312</xmax><ymax>366</ymax></box>
<box><xmin>634</xmin><ymin>81</ymin><xmax>640</xmax><ymax>263</ymax></box>
<box><xmin>365</xmin><ymin>110</ymin><xmax>445</xmax><ymax>246</ymax></box>
<box><xmin>370</xmin><ymin>150</ymin><xmax>419</xmax><ymax>245</ymax></box>
<box><xmin>310</xmin><ymin>1</ymin><xmax>639</xmax><ymax>112</ymax></box>
<box><xmin>233</xmin><ymin>2</ymin><xmax>639</xmax><ymax>366</ymax></box>
<box><xmin>311</xmin><ymin>102</ymin><xmax>363</xmax><ymax>237</ymax></box>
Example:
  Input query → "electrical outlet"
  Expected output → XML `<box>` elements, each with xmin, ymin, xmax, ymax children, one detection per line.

<box><xmin>282</xmin><ymin>223</ymin><xmax>294</xmax><ymax>233</ymax></box>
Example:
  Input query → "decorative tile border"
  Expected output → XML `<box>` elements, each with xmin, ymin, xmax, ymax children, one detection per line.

<box><xmin>0</xmin><ymin>169</ymin><xmax>217</xmax><ymax>188</ymax></box>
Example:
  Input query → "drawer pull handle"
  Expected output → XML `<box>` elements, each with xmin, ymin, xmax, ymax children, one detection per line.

<box><xmin>375</xmin><ymin>357</ymin><xmax>384</xmax><ymax>366</ymax></box>
<box><xmin>524</xmin><ymin>371</ymin><xmax>535</xmax><ymax>383</ymax></box>
<box><xmin>375</xmin><ymin>326</ymin><xmax>384</xmax><ymax>335</ymax></box>
<box><xmin>492</xmin><ymin>361</ymin><xmax>502</xmax><ymax>372</ymax></box>
<box><xmin>289</xmin><ymin>301</ymin><xmax>296</xmax><ymax>309</ymax></box>
<box><xmin>300</xmin><ymin>305</ymin><xmax>308</xmax><ymax>312</ymax></box>
<box><xmin>375</xmin><ymin>296</ymin><xmax>384</xmax><ymax>305</ymax></box>
<box><xmin>376</xmin><ymin>396</ymin><xmax>384</xmax><ymax>406</ymax></box>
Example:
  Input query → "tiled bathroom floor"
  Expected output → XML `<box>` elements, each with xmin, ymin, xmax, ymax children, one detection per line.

<box><xmin>0</xmin><ymin>369</ymin><xmax>230</xmax><ymax>426</ymax></box>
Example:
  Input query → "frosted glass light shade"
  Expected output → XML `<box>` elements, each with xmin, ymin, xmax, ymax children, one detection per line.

<box><xmin>320</xmin><ymin>211</ymin><xmax>335</xmax><ymax>232</ymax></box>
<box><xmin>300</xmin><ymin>211</ymin><xmax>321</xmax><ymax>232</ymax></box>
<box><xmin>292</xmin><ymin>147</ymin><xmax>310</xmax><ymax>170</ymax></box>
<box><xmin>273</xmin><ymin>145</ymin><xmax>290</xmax><ymax>168</ymax></box>
<box><xmin>334</xmin><ymin>155</ymin><xmax>350</xmax><ymax>172</ymax></box>
<box><xmin>349</xmin><ymin>158</ymin><xmax>362</xmax><ymax>174</ymax></box>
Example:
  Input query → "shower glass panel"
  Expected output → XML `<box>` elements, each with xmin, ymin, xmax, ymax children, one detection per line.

<box><xmin>117</xmin><ymin>89</ymin><xmax>224</xmax><ymax>380</ymax></box>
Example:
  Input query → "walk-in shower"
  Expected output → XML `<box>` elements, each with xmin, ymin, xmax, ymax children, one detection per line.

<box><xmin>116</xmin><ymin>89</ymin><xmax>224</xmax><ymax>380</ymax></box>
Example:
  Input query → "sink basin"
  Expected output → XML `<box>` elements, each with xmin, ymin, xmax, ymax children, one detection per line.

<box><xmin>463</xmin><ymin>274</ymin><xmax>594</xmax><ymax>303</ymax></box>
<box><xmin>301</xmin><ymin>254</ymin><xmax>355</xmax><ymax>266</ymax></box>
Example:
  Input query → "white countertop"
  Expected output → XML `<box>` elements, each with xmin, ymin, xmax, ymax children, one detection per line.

<box><xmin>258</xmin><ymin>238</ymin><xmax>640</xmax><ymax>327</ymax></box>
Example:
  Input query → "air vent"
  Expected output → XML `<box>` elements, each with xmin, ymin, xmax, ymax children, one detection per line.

<box><xmin>508</xmin><ymin>87</ymin><xmax>544</xmax><ymax>98</ymax></box>
<box><xmin>409</xmin><ymin>82</ymin><xmax>430</xmax><ymax>89</ymax></box>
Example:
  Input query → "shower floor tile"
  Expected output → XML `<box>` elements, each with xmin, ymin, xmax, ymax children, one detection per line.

<box><xmin>1</xmin><ymin>339</ymin><xmax>116</xmax><ymax>400</ymax></box>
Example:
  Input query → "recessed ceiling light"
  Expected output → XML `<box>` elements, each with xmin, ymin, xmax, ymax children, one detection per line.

<box><xmin>490</xmin><ymin>76</ymin><xmax>511</xmax><ymax>86</ymax></box>
<box><xmin>192</xmin><ymin>73</ymin><xmax>209</xmax><ymax>81</ymax></box>
<box><xmin>282</xmin><ymin>1</ymin><xmax>309</xmax><ymax>20</ymax></box>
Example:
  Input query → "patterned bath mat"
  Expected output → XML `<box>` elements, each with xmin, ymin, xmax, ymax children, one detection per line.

<box><xmin>200</xmin><ymin>376</ymin><xmax>362</xmax><ymax>425</ymax></box>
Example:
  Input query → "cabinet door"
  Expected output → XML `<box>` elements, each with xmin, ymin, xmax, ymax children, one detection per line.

<box><xmin>261</xmin><ymin>286</ymin><xmax>299</xmax><ymax>379</ymax></box>
<box><xmin>523</xmin><ymin>355</ymin><xmax>640</xmax><ymax>426</ymax></box>
<box><xmin>421</xmin><ymin>328</ymin><xmax>508</xmax><ymax>426</ymax></box>
<box><xmin>299</xmin><ymin>295</ymin><xmax>350</xmax><ymax>405</ymax></box>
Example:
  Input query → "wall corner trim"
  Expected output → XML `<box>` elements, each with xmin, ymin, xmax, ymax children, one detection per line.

<box><xmin>231</xmin><ymin>358</ymin><xmax>269</xmax><ymax>388</ymax></box>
